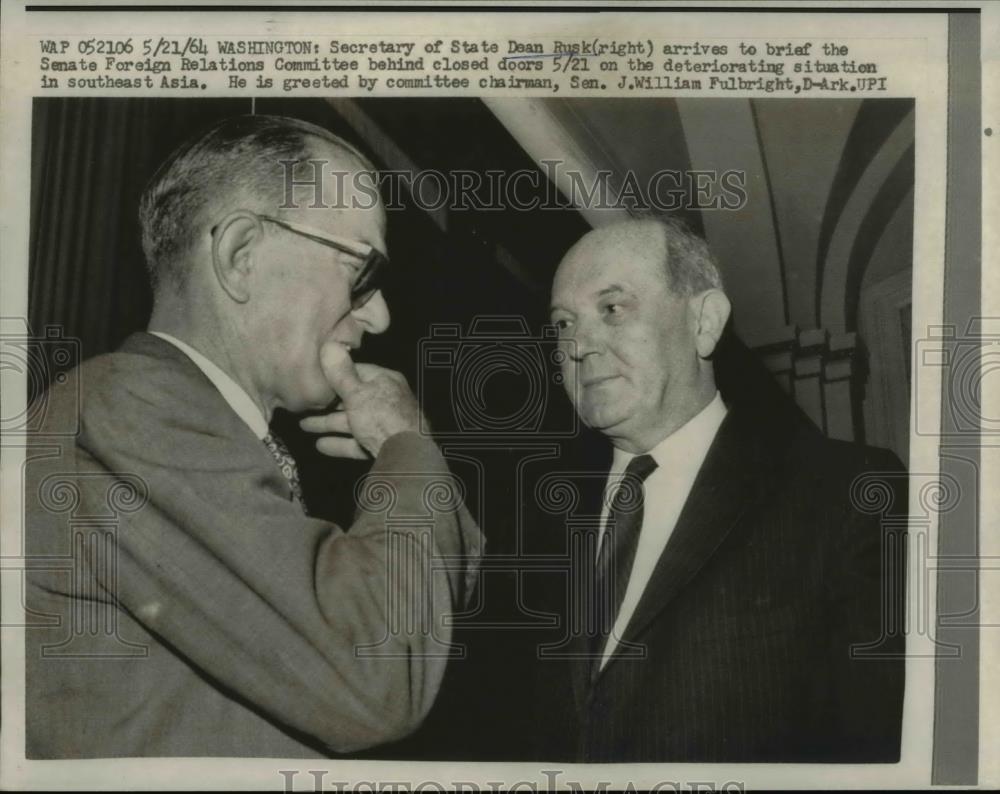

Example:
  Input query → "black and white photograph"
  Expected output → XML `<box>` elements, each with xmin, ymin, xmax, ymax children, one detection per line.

<box><xmin>0</xmin><ymin>2</ymin><xmax>993</xmax><ymax>791</ymax></box>
<box><xmin>23</xmin><ymin>92</ymin><xmax>914</xmax><ymax>760</ymax></box>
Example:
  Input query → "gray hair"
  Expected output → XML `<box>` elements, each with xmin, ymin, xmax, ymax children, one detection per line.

<box><xmin>138</xmin><ymin>114</ymin><xmax>373</xmax><ymax>291</ymax></box>
<box><xmin>635</xmin><ymin>213</ymin><xmax>724</xmax><ymax>297</ymax></box>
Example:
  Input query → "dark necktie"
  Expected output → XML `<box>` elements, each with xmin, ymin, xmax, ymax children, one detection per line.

<box><xmin>591</xmin><ymin>453</ymin><xmax>658</xmax><ymax>672</ymax></box>
<box><xmin>262</xmin><ymin>431</ymin><xmax>305</xmax><ymax>510</ymax></box>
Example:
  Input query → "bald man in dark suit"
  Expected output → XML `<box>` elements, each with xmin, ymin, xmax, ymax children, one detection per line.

<box><xmin>537</xmin><ymin>217</ymin><xmax>906</xmax><ymax>762</ymax></box>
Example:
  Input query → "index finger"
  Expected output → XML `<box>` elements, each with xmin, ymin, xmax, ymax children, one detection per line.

<box><xmin>319</xmin><ymin>342</ymin><xmax>362</xmax><ymax>397</ymax></box>
<box><xmin>300</xmin><ymin>410</ymin><xmax>350</xmax><ymax>434</ymax></box>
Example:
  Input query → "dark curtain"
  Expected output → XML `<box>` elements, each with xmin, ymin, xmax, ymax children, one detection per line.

<box><xmin>28</xmin><ymin>98</ymin><xmax>251</xmax><ymax>394</ymax></box>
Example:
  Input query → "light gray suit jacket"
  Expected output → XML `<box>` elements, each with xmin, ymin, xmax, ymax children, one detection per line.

<box><xmin>26</xmin><ymin>332</ymin><xmax>482</xmax><ymax>758</ymax></box>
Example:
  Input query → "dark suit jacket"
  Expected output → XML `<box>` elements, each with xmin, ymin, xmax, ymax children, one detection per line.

<box><xmin>26</xmin><ymin>332</ymin><xmax>482</xmax><ymax>758</ymax></box>
<box><xmin>534</xmin><ymin>404</ymin><xmax>907</xmax><ymax>763</ymax></box>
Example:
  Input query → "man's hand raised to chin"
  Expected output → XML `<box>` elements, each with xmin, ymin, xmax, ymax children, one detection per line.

<box><xmin>300</xmin><ymin>341</ymin><xmax>428</xmax><ymax>459</ymax></box>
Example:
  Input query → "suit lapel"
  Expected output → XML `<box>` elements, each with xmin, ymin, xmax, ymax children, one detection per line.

<box><xmin>598</xmin><ymin>409</ymin><xmax>780</xmax><ymax>676</ymax></box>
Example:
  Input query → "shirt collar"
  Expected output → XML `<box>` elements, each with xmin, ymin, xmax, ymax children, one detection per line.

<box><xmin>150</xmin><ymin>331</ymin><xmax>269</xmax><ymax>440</ymax></box>
<box><xmin>610</xmin><ymin>391</ymin><xmax>728</xmax><ymax>476</ymax></box>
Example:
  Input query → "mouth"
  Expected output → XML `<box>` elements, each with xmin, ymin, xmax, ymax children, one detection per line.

<box><xmin>581</xmin><ymin>374</ymin><xmax>621</xmax><ymax>388</ymax></box>
<box><xmin>328</xmin><ymin>339</ymin><xmax>359</xmax><ymax>353</ymax></box>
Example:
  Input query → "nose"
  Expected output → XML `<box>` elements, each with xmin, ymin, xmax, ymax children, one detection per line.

<box><xmin>351</xmin><ymin>289</ymin><xmax>390</xmax><ymax>335</ymax></box>
<box><xmin>566</xmin><ymin>319</ymin><xmax>601</xmax><ymax>361</ymax></box>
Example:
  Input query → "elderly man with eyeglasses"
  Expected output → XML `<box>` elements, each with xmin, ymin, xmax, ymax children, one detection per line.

<box><xmin>25</xmin><ymin>115</ymin><xmax>483</xmax><ymax>759</ymax></box>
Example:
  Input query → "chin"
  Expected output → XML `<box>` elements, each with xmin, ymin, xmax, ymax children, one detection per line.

<box><xmin>580</xmin><ymin>402</ymin><xmax>632</xmax><ymax>433</ymax></box>
<box><xmin>288</xmin><ymin>378</ymin><xmax>336</xmax><ymax>413</ymax></box>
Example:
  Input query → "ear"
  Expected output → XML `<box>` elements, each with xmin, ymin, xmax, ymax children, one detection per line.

<box><xmin>210</xmin><ymin>211</ymin><xmax>264</xmax><ymax>304</ymax></box>
<box><xmin>690</xmin><ymin>289</ymin><xmax>731</xmax><ymax>359</ymax></box>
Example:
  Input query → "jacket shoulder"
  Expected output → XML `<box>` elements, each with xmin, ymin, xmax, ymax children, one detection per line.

<box><xmin>86</xmin><ymin>334</ymin><xmax>239</xmax><ymax>431</ymax></box>
<box><xmin>33</xmin><ymin>333</ymin><xmax>254</xmax><ymax>463</ymax></box>
<box><xmin>811</xmin><ymin>436</ymin><xmax>906</xmax><ymax>481</ymax></box>
<box><xmin>748</xmin><ymin>412</ymin><xmax>908</xmax><ymax>520</ymax></box>
<box><xmin>785</xmin><ymin>434</ymin><xmax>908</xmax><ymax>524</ymax></box>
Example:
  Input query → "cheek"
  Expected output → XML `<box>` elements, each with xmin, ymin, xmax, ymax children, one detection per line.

<box><xmin>644</xmin><ymin>310</ymin><xmax>690</xmax><ymax>356</ymax></box>
<box><xmin>607</xmin><ymin>326</ymin><xmax>657</xmax><ymax>373</ymax></box>
<box><xmin>267</xmin><ymin>309</ymin><xmax>331</xmax><ymax>375</ymax></box>
<box><xmin>299</xmin><ymin>290</ymin><xmax>349</xmax><ymax>341</ymax></box>
<box><xmin>255</xmin><ymin>303</ymin><xmax>295</xmax><ymax>351</ymax></box>
<box><xmin>257</xmin><ymin>275</ymin><xmax>309</xmax><ymax>335</ymax></box>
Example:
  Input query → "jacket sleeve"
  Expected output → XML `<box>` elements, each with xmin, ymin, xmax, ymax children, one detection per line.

<box><xmin>39</xmin><ymin>352</ymin><xmax>483</xmax><ymax>753</ymax></box>
<box><xmin>822</xmin><ymin>447</ymin><xmax>907</xmax><ymax>762</ymax></box>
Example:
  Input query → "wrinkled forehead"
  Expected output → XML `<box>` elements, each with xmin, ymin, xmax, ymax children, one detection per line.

<box><xmin>552</xmin><ymin>223</ymin><xmax>667</xmax><ymax>304</ymax></box>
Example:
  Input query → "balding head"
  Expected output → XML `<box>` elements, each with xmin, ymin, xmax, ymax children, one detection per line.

<box><xmin>555</xmin><ymin>217</ymin><xmax>722</xmax><ymax>303</ymax></box>
<box><xmin>139</xmin><ymin>114</ymin><xmax>375</xmax><ymax>293</ymax></box>
<box><xmin>550</xmin><ymin>217</ymin><xmax>730</xmax><ymax>453</ymax></box>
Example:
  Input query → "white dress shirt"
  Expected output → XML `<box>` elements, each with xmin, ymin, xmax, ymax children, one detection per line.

<box><xmin>597</xmin><ymin>391</ymin><xmax>728</xmax><ymax>668</ymax></box>
<box><xmin>150</xmin><ymin>332</ymin><xmax>269</xmax><ymax>440</ymax></box>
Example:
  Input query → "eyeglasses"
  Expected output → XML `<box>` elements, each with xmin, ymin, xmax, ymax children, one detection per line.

<box><xmin>254</xmin><ymin>213</ymin><xmax>389</xmax><ymax>310</ymax></box>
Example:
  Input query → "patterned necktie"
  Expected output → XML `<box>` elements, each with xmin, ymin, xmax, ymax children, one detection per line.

<box><xmin>262</xmin><ymin>431</ymin><xmax>305</xmax><ymax>510</ymax></box>
<box><xmin>591</xmin><ymin>453</ymin><xmax>658</xmax><ymax>673</ymax></box>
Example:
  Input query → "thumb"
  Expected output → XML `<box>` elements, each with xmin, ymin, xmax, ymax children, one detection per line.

<box><xmin>320</xmin><ymin>341</ymin><xmax>362</xmax><ymax>399</ymax></box>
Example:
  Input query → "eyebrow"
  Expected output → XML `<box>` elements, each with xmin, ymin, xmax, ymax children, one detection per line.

<box><xmin>549</xmin><ymin>283</ymin><xmax>630</xmax><ymax>314</ymax></box>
